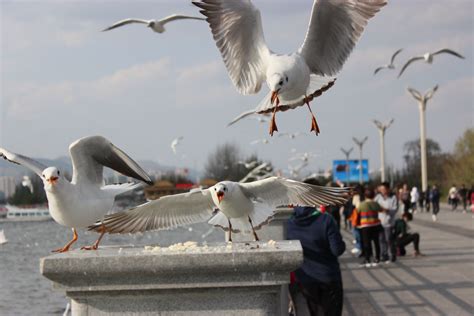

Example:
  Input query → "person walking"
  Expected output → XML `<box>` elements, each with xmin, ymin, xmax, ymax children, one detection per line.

<box><xmin>459</xmin><ymin>184</ymin><xmax>468</xmax><ymax>213</ymax></box>
<box><xmin>357</xmin><ymin>187</ymin><xmax>382</xmax><ymax>267</ymax></box>
<box><xmin>425</xmin><ymin>187</ymin><xmax>431</xmax><ymax>213</ymax></box>
<box><xmin>287</xmin><ymin>206</ymin><xmax>346</xmax><ymax>316</ymax></box>
<box><xmin>410</xmin><ymin>187</ymin><xmax>419</xmax><ymax>214</ymax></box>
<box><xmin>400</xmin><ymin>184</ymin><xmax>410</xmax><ymax>214</ymax></box>
<box><xmin>430</xmin><ymin>184</ymin><xmax>440</xmax><ymax>221</ymax></box>
<box><xmin>449</xmin><ymin>184</ymin><xmax>458</xmax><ymax>211</ymax></box>
<box><xmin>375</xmin><ymin>182</ymin><xmax>398</xmax><ymax>263</ymax></box>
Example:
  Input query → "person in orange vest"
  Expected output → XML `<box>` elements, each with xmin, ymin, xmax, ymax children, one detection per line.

<box><xmin>357</xmin><ymin>187</ymin><xmax>382</xmax><ymax>267</ymax></box>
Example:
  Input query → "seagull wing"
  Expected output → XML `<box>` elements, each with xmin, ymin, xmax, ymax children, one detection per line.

<box><xmin>69</xmin><ymin>136</ymin><xmax>152</xmax><ymax>186</ymax></box>
<box><xmin>372</xmin><ymin>119</ymin><xmax>383</xmax><ymax>130</ymax></box>
<box><xmin>89</xmin><ymin>189</ymin><xmax>216</xmax><ymax>234</ymax></box>
<box><xmin>299</xmin><ymin>0</ymin><xmax>387</xmax><ymax>76</ymax></box>
<box><xmin>398</xmin><ymin>56</ymin><xmax>424</xmax><ymax>78</ymax></box>
<box><xmin>240</xmin><ymin>177</ymin><xmax>350</xmax><ymax>208</ymax></box>
<box><xmin>0</xmin><ymin>148</ymin><xmax>47</xmax><ymax>177</ymax></box>
<box><xmin>373</xmin><ymin>66</ymin><xmax>386</xmax><ymax>75</ymax></box>
<box><xmin>102</xmin><ymin>19</ymin><xmax>150</xmax><ymax>31</ymax></box>
<box><xmin>159</xmin><ymin>14</ymin><xmax>206</xmax><ymax>25</ymax></box>
<box><xmin>407</xmin><ymin>87</ymin><xmax>423</xmax><ymax>102</ymax></box>
<box><xmin>432</xmin><ymin>48</ymin><xmax>465</xmax><ymax>59</ymax></box>
<box><xmin>227</xmin><ymin>109</ymin><xmax>257</xmax><ymax>127</ymax></box>
<box><xmin>193</xmin><ymin>0</ymin><xmax>271</xmax><ymax>95</ymax></box>
<box><xmin>390</xmin><ymin>48</ymin><xmax>403</xmax><ymax>64</ymax></box>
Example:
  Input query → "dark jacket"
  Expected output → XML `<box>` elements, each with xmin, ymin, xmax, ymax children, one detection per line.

<box><xmin>393</xmin><ymin>218</ymin><xmax>408</xmax><ymax>238</ymax></box>
<box><xmin>287</xmin><ymin>206</ymin><xmax>346</xmax><ymax>284</ymax></box>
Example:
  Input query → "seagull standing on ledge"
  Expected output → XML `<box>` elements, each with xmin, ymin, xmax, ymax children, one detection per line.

<box><xmin>0</xmin><ymin>136</ymin><xmax>152</xmax><ymax>252</ymax></box>
<box><xmin>90</xmin><ymin>177</ymin><xmax>350</xmax><ymax>241</ymax></box>
<box><xmin>374</xmin><ymin>48</ymin><xmax>403</xmax><ymax>75</ymax></box>
<box><xmin>398</xmin><ymin>49</ymin><xmax>465</xmax><ymax>78</ymax></box>
<box><xmin>193</xmin><ymin>0</ymin><xmax>387</xmax><ymax>136</ymax></box>
<box><xmin>102</xmin><ymin>14</ymin><xmax>205</xmax><ymax>33</ymax></box>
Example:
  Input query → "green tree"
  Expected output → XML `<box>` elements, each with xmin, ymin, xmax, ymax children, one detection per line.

<box><xmin>443</xmin><ymin>128</ymin><xmax>474</xmax><ymax>188</ymax></box>
<box><xmin>8</xmin><ymin>175</ymin><xmax>47</xmax><ymax>206</ymax></box>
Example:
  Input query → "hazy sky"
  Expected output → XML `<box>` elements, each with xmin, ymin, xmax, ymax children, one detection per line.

<box><xmin>1</xmin><ymin>0</ymin><xmax>473</xmax><ymax>176</ymax></box>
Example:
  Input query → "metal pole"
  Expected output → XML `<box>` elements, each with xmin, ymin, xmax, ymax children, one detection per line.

<box><xmin>352</xmin><ymin>137</ymin><xmax>368</xmax><ymax>184</ymax></box>
<box><xmin>419</xmin><ymin>101</ymin><xmax>428</xmax><ymax>193</ymax></box>
<box><xmin>380</xmin><ymin>129</ymin><xmax>386</xmax><ymax>182</ymax></box>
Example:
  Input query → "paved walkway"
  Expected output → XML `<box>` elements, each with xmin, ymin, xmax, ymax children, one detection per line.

<box><xmin>340</xmin><ymin>205</ymin><xmax>474</xmax><ymax>315</ymax></box>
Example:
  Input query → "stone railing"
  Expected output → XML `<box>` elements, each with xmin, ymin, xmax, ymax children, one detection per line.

<box><xmin>40</xmin><ymin>207</ymin><xmax>301</xmax><ymax>315</ymax></box>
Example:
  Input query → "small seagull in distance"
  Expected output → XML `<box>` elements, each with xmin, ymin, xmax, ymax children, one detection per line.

<box><xmin>102</xmin><ymin>14</ymin><xmax>205</xmax><ymax>33</ymax></box>
<box><xmin>171</xmin><ymin>136</ymin><xmax>184</xmax><ymax>155</ymax></box>
<box><xmin>278</xmin><ymin>132</ymin><xmax>307</xmax><ymax>139</ymax></box>
<box><xmin>373</xmin><ymin>48</ymin><xmax>403</xmax><ymax>75</ymax></box>
<box><xmin>398</xmin><ymin>48</ymin><xmax>464</xmax><ymax>78</ymax></box>
<box><xmin>250</xmin><ymin>138</ymin><xmax>270</xmax><ymax>145</ymax></box>
<box><xmin>290</xmin><ymin>152</ymin><xmax>319</xmax><ymax>163</ymax></box>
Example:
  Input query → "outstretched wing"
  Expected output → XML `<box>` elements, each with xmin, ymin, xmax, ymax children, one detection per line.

<box><xmin>299</xmin><ymin>0</ymin><xmax>387</xmax><ymax>76</ymax></box>
<box><xmin>240</xmin><ymin>177</ymin><xmax>350</xmax><ymax>208</ymax></box>
<box><xmin>89</xmin><ymin>189</ymin><xmax>216</xmax><ymax>234</ymax></box>
<box><xmin>193</xmin><ymin>0</ymin><xmax>271</xmax><ymax>95</ymax></box>
<box><xmin>69</xmin><ymin>136</ymin><xmax>152</xmax><ymax>186</ymax></box>
<box><xmin>0</xmin><ymin>148</ymin><xmax>47</xmax><ymax>177</ymax></box>
<box><xmin>373</xmin><ymin>66</ymin><xmax>386</xmax><ymax>75</ymax></box>
<box><xmin>227</xmin><ymin>109</ymin><xmax>257</xmax><ymax>127</ymax></box>
<box><xmin>390</xmin><ymin>48</ymin><xmax>403</xmax><ymax>64</ymax></box>
<box><xmin>398</xmin><ymin>56</ymin><xmax>424</xmax><ymax>78</ymax></box>
<box><xmin>159</xmin><ymin>14</ymin><xmax>206</xmax><ymax>25</ymax></box>
<box><xmin>102</xmin><ymin>19</ymin><xmax>150</xmax><ymax>31</ymax></box>
<box><xmin>432</xmin><ymin>48</ymin><xmax>465</xmax><ymax>59</ymax></box>
<box><xmin>407</xmin><ymin>87</ymin><xmax>423</xmax><ymax>102</ymax></box>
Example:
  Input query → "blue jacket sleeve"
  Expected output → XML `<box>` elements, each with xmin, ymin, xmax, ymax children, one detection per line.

<box><xmin>327</xmin><ymin>216</ymin><xmax>346</xmax><ymax>257</ymax></box>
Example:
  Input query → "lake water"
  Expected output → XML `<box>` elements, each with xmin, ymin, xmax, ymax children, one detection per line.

<box><xmin>0</xmin><ymin>220</ymin><xmax>224</xmax><ymax>316</ymax></box>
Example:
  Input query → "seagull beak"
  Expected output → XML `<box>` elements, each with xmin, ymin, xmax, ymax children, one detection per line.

<box><xmin>47</xmin><ymin>176</ymin><xmax>59</xmax><ymax>185</ymax></box>
<box><xmin>271</xmin><ymin>89</ymin><xmax>280</xmax><ymax>106</ymax></box>
<box><xmin>217</xmin><ymin>191</ymin><xmax>224</xmax><ymax>204</ymax></box>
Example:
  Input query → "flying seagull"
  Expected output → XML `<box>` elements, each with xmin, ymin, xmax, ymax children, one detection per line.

<box><xmin>250</xmin><ymin>138</ymin><xmax>270</xmax><ymax>145</ymax></box>
<box><xmin>374</xmin><ymin>48</ymin><xmax>403</xmax><ymax>75</ymax></box>
<box><xmin>398</xmin><ymin>49</ymin><xmax>464</xmax><ymax>78</ymax></box>
<box><xmin>227</xmin><ymin>109</ymin><xmax>270</xmax><ymax>127</ymax></box>
<box><xmin>0</xmin><ymin>136</ymin><xmax>152</xmax><ymax>252</ymax></box>
<box><xmin>171</xmin><ymin>136</ymin><xmax>184</xmax><ymax>155</ymax></box>
<box><xmin>90</xmin><ymin>177</ymin><xmax>350</xmax><ymax>241</ymax></box>
<box><xmin>102</xmin><ymin>14</ymin><xmax>205</xmax><ymax>33</ymax></box>
<box><xmin>278</xmin><ymin>132</ymin><xmax>307</xmax><ymax>140</ymax></box>
<box><xmin>193</xmin><ymin>0</ymin><xmax>386</xmax><ymax>136</ymax></box>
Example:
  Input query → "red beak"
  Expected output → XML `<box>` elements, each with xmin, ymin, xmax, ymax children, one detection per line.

<box><xmin>48</xmin><ymin>176</ymin><xmax>59</xmax><ymax>185</ymax></box>
<box><xmin>271</xmin><ymin>90</ymin><xmax>280</xmax><ymax>107</ymax></box>
<box><xmin>217</xmin><ymin>191</ymin><xmax>224</xmax><ymax>203</ymax></box>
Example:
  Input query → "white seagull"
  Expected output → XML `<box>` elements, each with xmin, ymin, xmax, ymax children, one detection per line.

<box><xmin>171</xmin><ymin>136</ymin><xmax>184</xmax><ymax>155</ymax></box>
<box><xmin>290</xmin><ymin>152</ymin><xmax>319</xmax><ymax>163</ymax></box>
<box><xmin>89</xmin><ymin>177</ymin><xmax>350</xmax><ymax>241</ymax></box>
<box><xmin>102</xmin><ymin>14</ymin><xmax>205</xmax><ymax>33</ymax></box>
<box><xmin>0</xmin><ymin>136</ymin><xmax>152</xmax><ymax>252</ymax></box>
<box><xmin>278</xmin><ymin>132</ymin><xmax>307</xmax><ymax>140</ymax></box>
<box><xmin>250</xmin><ymin>138</ymin><xmax>270</xmax><ymax>145</ymax></box>
<box><xmin>398</xmin><ymin>48</ymin><xmax>465</xmax><ymax>78</ymax></box>
<box><xmin>193</xmin><ymin>0</ymin><xmax>386</xmax><ymax>136</ymax></box>
<box><xmin>373</xmin><ymin>48</ymin><xmax>403</xmax><ymax>75</ymax></box>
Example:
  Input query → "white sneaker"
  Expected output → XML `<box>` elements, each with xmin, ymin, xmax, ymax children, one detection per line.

<box><xmin>365</xmin><ymin>263</ymin><xmax>371</xmax><ymax>268</ymax></box>
<box><xmin>351</xmin><ymin>248</ymin><xmax>361</xmax><ymax>255</ymax></box>
<box><xmin>352</xmin><ymin>240</ymin><xmax>356</xmax><ymax>244</ymax></box>
<box><xmin>371</xmin><ymin>262</ymin><xmax>378</xmax><ymax>267</ymax></box>
<box><xmin>432</xmin><ymin>214</ymin><xmax>437</xmax><ymax>222</ymax></box>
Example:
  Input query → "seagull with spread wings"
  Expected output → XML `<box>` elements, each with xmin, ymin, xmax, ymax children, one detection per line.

<box><xmin>0</xmin><ymin>136</ymin><xmax>152</xmax><ymax>252</ymax></box>
<box><xmin>398</xmin><ymin>49</ymin><xmax>464</xmax><ymax>78</ymax></box>
<box><xmin>193</xmin><ymin>0</ymin><xmax>386</xmax><ymax>136</ymax></box>
<box><xmin>102</xmin><ymin>14</ymin><xmax>205</xmax><ymax>33</ymax></box>
<box><xmin>171</xmin><ymin>136</ymin><xmax>184</xmax><ymax>155</ymax></box>
<box><xmin>374</xmin><ymin>48</ymin><xmax>403</xmax><ymax>75</ymax></box>
<box><xmin>90</xmin><ymin>177</ymin><xmax>350</xmax><ymax>241</ymax></box>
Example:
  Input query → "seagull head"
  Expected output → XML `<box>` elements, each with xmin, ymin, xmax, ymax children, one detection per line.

<box><xmin>212</xmin><ymin>181</ymin><xmax>234</xmax><ymax>204</ymax></box>
<box><xmin>42</xmin><ymin>167</ymin><xmax>62</xmax><ymax>188</ymax></box>
<box><xmin>267</xmin><ymin>73</ymin><xmax>288</xmax><ymax>106</ymax></box>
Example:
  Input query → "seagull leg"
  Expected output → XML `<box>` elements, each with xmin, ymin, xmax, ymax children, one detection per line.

<box><xmin>248</xmin><ymin>216</ymin><xmax>260</xmax><ymax>241</ymax></box>
<box><xmin>52</xmin><ymin>228</ymin><xmax>78</xmax><ymax>253</ymax></box>
<box><xmin>304</xmin><ymin>96</ymin><xmax>320</xmax><ymax>135</ymax></box>
<box><xmin>269</xmin><ymin>106</ymin><xmax>279</xmax><ymax>136</ymax></box>
<box><xmin>81</xmin><ymin>223</ymin><xmax>106</xmax><ymax>251</ymax></box>
<box><xmin>227</xmin><ymin>219</ymin><xmax>233</xmax><ymax>243</ymax></box>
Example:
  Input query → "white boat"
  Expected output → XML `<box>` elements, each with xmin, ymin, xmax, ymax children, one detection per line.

<box><xmin>1</xmin><ymin>205</ymin><xmax>52</xmax><ymax>222</ymax></box>
<box><xmin>0</xmin><ymin>230</ymin><xmax>7</xmax><ymax>244</ymax></box>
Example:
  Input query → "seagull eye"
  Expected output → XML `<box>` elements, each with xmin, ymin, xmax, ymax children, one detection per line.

<box><xmin>42</xmin><ymin>175</ymin><xmax>45</xmax><ymax>178</ymax></box>
<box><xmin>57</xmin><ymin>171</ymin><xmax>60</xmax><ymax>176</ymax></box>
<box><xmin>285</xmin><ymin>76</ymin><xmax>289</xmax><ymax>82</ymax></box>
<box><xmin>278</xmin><ymin>80</ymin><xmax>283</xmax><ymax>85</ymax></box>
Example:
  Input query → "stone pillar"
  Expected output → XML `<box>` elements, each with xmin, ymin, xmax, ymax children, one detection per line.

<box><xmin>41</xmin><ymin>240</ymin><xmax>303</xmax><ymax>316</ymax></box>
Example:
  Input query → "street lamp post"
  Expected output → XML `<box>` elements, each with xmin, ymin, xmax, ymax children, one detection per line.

<box><xmin>372</xmin><ymin>119</ymin><xmax>394</xmax><ymax>183</ymax></box>
<box><xmin>340</xmin><ymin>147</ymin><xmax>353</xmax><ymax>186</ymax></box>
<box><xmin>352</xmin><ymin>136</ymin><xmax>368</xmax><ymax>184</ymax></box>
<box><xmin>407</xmin><ymin>85</ymin><xmax>438</xmax><ymax>193</ymax></box>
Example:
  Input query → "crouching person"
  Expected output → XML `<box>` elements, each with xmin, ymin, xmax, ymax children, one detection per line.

<box><xmin>287</xmin><ymin>206</ymin><xmax>346</xmax><ymax>316</ymax></box>
<box><xmin>394</xmin><ymin>212</ymin><xmax>422</xmax><ymax>257</ymax></box>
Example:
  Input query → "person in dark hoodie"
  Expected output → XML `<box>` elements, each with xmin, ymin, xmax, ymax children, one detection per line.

<box><xmin>287</xmin><ymin>206</ymin><xmax>346</xmax><ymax>316</ymax></box>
